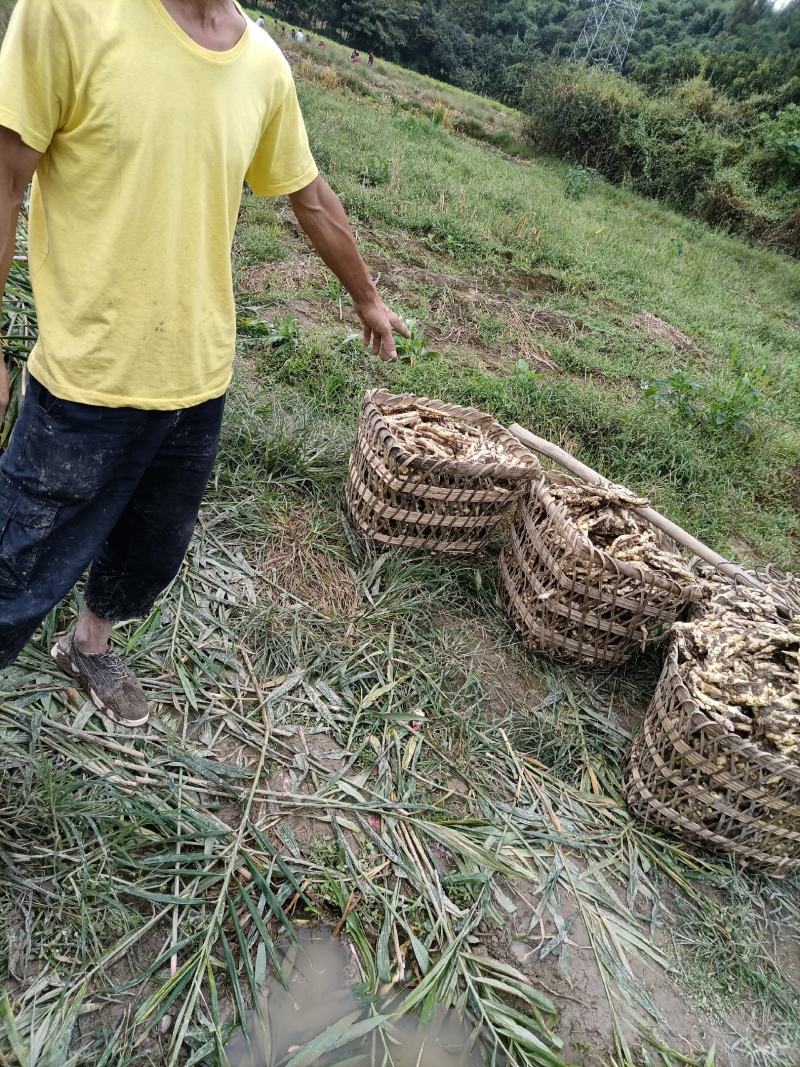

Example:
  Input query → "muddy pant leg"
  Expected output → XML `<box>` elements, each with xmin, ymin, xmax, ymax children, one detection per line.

<box><xmin>0</xmin><ymin>379</ymin><xmax>169</xmax><ymax>668</ymax></box>
<box><xmin>84</xmin><ymin>395</ymin><xmax>225</xmax><ymax>622</ymax></box>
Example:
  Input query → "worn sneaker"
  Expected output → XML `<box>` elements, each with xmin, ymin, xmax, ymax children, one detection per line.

<box><xmin>51</xmin><ymin>633</ymin><xmax>150</xmax><ymax>727</ymax></box>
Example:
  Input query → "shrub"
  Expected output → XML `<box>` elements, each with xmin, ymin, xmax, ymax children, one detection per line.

<box><xmin>700</xmin><ymin>172</ymin><xmax>769</xmax><ymax>239</ymax></box>
<box><xmin>452</xmin><ymin>114</ymin><xmax>484</xmax><ymax>139</ymax></box>
<box><xmin>431</xmin><ymin>104</ymin><xmax>455</xmax><ymax>128</ymax></box>
<box><xmin>360</xmin><ymin>156</ymin><xmax>391</xmax><ymax>187</ymax></box>
<box><xmin>564</xmin><ymin>165</ymin><xmax>592</xmax><ymax>201</ymax></box>
<box><xmin>761</xmin><ymin>104</ymin><xmax>800</xmax><ymax>178</ymax></box>
<box><xmin>523</xmin><ymin>62</ymin><xmax>798</xmax><ymax>254</ymax></box>
<box><xmin>776</xmin><ymin>208</ymin><xmax>800</xmax><ymax>258</ymax></box>
<box><xmin>524</xmin><ymin>63</ymin><xmax>639</xmax><ymax>179</ymax></box>
<box><xmin>524</xmin><ymin>63</ymin><xmax>720</xmax><ymax>212</ymax></box>
<box><xmin>672</xmin><ymin>76</ymin><xmax>731</xmax><ymax>125</ymax></box>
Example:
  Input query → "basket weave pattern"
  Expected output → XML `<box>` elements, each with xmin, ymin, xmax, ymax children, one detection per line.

<box><xmin>498</xmin><ymin>472</ymin><xmax>699</xmax><ymax>667</ymax></box>
<box><xmin>626</xmin><ymin>643</ymin><xmax>800</xmax><ymax>875</ymax></box>
<box><xmin>345</xmin><ymin>390</ymin><xmax>539</xmax><ymax>557</ymax></box>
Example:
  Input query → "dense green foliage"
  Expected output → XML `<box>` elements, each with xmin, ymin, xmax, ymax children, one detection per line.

<box><xmin>524</xmin><ymin>60</ymin><xmax>800</xmax><ymax>254</ymax></box>
<box><xmin>261</xmin><ymin>0</ymin><xmax>800</xmax><ymax>105</ymax></box>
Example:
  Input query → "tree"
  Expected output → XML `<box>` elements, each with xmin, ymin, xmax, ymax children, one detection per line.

<box><xmin>726</xmin><ymin>0</ymin><xmax>771</xmax><ymax>30</ymax></box>
<box><xmin>338</xmin><ymin>0</ymin><xmax>420</xmax><ymax>51</ymax></box>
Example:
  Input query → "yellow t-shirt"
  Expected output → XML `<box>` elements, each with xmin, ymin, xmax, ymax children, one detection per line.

<box><xmin>0</xmin><ymin>0</ymin><xmax>318</xmax><ymax>409</ymax></box>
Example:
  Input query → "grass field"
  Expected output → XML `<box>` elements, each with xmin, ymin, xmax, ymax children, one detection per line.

<box><xmin>1</xmin><ymin>20</ymin><xmax>800</xmax><ymax>1067</ymax></box>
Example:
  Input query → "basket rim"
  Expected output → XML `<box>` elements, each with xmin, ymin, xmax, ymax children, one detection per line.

<box><xmin>533</xmin><ymin>471</ymin><xmax>702</xmax><ymax>600</ymax></box>
<box><xmin>503</xmin><ymin>526</ymin><xmax>678</xmax><ymax>628</ymax></box>
<box><xmin>364</xmin><ymin>388</ymin><xmax>540</xmax><ymax>482</ymax></box>
<box><xmin>514</xmin><ymin>498</ymin><xmax>696</xmax><ymax>613</ymax></box>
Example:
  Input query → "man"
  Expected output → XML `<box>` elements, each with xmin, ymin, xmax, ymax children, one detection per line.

<box><xmin>0</xmin><ymin>0</ymin><xmax>408</xmax><ymax>726</ymax></box>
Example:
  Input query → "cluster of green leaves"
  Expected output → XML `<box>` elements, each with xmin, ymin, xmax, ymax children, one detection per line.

<box><xmin>395</xmin><ymin>317</ymin><xmax>432</xmax><ymax>361</ymax></box>
<box><xmin>359</xmin><ymin>154</ymin><xmax>391</xmax><ymax>186</ymax></box>
<box><xmin>762</xmin><ymin>103</ymin><xmax>800</xmax><ymax>178</ymax></box>
<box><xmin>563</xmin><ymin>165</ymin><xmax>593</xmax><ymax>202</ymax></box>
<box><xmin>644</xmin><ymin>349</ymin><xmax>770</xmax><ymax>440</ymax></box>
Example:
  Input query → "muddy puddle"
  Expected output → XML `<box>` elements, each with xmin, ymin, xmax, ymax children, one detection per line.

<box><xmin>225</xmin><ymin>929</ymin><xmax>485</xmax><ymax>1066</ymax></box>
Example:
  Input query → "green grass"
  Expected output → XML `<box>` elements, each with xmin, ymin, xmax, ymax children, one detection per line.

<box><xmin>669</xmin><ymin>870</ymin><xmax>800</xmax><ymax>1067</ymax></box>
<box><xmin>0</xmin><ymin>364</ymin><xmax>794</xmax><ymax>1066</ymax></box>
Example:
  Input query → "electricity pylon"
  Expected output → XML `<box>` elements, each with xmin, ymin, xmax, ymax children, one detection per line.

<box><xmin>571</xmin><ymin>0</ymin><xmax>642</xmax><ymax>72</ymax></box>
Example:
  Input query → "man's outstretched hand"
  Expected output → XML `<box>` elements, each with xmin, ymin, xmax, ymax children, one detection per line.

<box><xmin>289</xmin><ymin>177</ymin><xmax>411</xmax><ymax>362</ymax></box>
<box><xmin>355</xmin><ymin>295</ymin><xmax>410</xmax><ymax>361</ymax></box>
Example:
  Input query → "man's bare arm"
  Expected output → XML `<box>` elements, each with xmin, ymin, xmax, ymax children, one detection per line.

<box><xmin>289</xmin><ymin>175</ymin><xmax>409</xmax><ymax>360</ymax></box>
<box><xmin>0</xmin><ymin>126</ymin><xmax>41</xmax><ymax>420</ymax></box>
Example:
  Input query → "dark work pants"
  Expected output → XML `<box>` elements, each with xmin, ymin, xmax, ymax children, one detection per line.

<box><xmin>0</xmin><ymin>376</ymin><xmax>225</xmax><ymax>668</ymax></box>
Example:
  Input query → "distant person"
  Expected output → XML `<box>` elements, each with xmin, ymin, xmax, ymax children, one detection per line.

<box><xmin>318</xmin><ymin>39</ymin><xmax>325</xmax><ymax>48</ymax></box>
<box><xmin>350</xmin><ymin>50</ymin><xmax>361</xmax><ymax>63</ymax></box>
<box><xmin>0</xmin><ymin>0</ymin><xmax>408</xmax><ymax>726</ymax></box>
<box><xmin>368</xmin><ymin>51</ymin><xmax>374</xmax><ymax>67</ymax></box>
<box><xmin>255</xmin><ymin>15</ymin><xmax>265</xmax><ymax>28</ymax></box>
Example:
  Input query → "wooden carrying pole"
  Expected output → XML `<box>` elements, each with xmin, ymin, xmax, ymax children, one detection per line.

<box><xmin>509</xmin><ymin>423</ymin><xmax>791</xmax><ymax>615</ymax></box>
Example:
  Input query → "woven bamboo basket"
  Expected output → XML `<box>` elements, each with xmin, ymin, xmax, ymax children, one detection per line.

<box><xmin>626</xmin><ymin>641</ymin><xmax>800</xmax><ymax>876</ymax></box>
<box><xmin>498</xmin><ymin>472</ymin><xmax>701</xmax><ymax>667</ymax></box>
<box><xmin>345</xmin><ymin>390</ymin><xmax>539</xmax><ymax>557</ymax></box>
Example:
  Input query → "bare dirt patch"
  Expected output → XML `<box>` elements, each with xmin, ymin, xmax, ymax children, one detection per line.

<box><xmin>239</xmin><ymin>255</ymin><xmax>327</xmax><ymax>295</ymax></box>
<box><xmin>257</xmin><ymin>730</ymin><xmax>354</xmax><ymax>858</ymax></box>
<box><xmin>633</xmin><ymin>311</ymin><xmax>705</xmax><ymax>354</ymax></box>
<box><xmin>368</xmin><ymin>253</ymin><xmax>576</xmax><ymax>371</ymax></box>
<box><xmin>509</xmin><ymin>267</ymin><xmax>571</xmax><ymax>295</ymax></box>
<box><xmin>435</xmin><ymin>613</ymin><xmax>548</xmax><ymax>716</ymax></box>
<box><xmin>477</xmin><ymin>886</ymin><xmax>750</xmax><ymax>1067</ymax></box>
<box><xmin>266</xmin><ymin>215</ymin><xmax>572</xmax><ymax>370</ymax></box>
<box><xmin>529</xmin><ymin>307</ymin><xmax>579</xmax><ymax>336</ymax></box>
<box><xmin>370</xmin><ymin>252</ymin><xmax>565</xmax><ymax>304</ymax></box>
<box><xmin>285</xmin><ymin>296</ymin><xmax>334</xmax><ymax>330</ymax></box>
<box><xmin>727</xmin><ymin>532</ymin><xmax>759</xmax><ymax>563</ymax></box>
<box><xmin>255</xmin><ymin>505</ymin><xmax>359</xmax><ymax>619</ymax></box>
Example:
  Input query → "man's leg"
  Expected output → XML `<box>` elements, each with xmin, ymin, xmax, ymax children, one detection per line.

<box><xmin>83</xmin><ymin>394</ymin><xmax>225</xmax><ymax>623</ymax></box>
<box><xmin>73</xmin><ymin>606</ymin><xmax>115</xmax><ymax>655</ymax></box>
<box><xmin>54</xmin><ymin>394</ymin><xmax>226</xmax><ymax>722</ymax></box>
<box><xmin>0</xmin><ymin>377</ymin><xmax>168</xmax><ymax>669</ymax></box>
